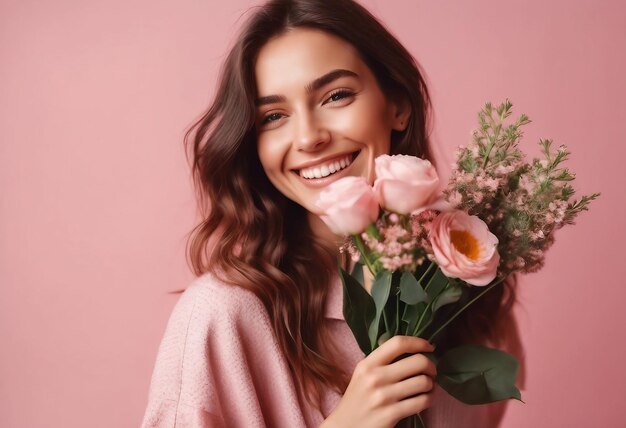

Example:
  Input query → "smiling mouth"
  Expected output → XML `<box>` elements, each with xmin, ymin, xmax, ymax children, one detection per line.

<box><xmin>294</xmin><ymin>150</ymin><xmax>361</xmax><ymax>179</ymax></box>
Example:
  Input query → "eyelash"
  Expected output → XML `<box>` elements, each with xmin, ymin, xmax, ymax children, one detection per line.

<box><xmin>260</xmin><ymin>89</ymin><xmax>355</xmax><ymax>125</ymax></box>
<box><xmin>261</xmin><ymin>112</ymin><xmax>283</xmax><ymax>125</ymax></box>
<box><xmin>325</xmin><ymin>89</ymin><xmax>354</xmax><ymax>104</ymax></box>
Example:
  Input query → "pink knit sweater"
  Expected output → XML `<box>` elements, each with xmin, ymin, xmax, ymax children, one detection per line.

<box><xmin>141</xmin><ymin>272</ymin><xmax>509</xmax><ymax>427</ymax></box>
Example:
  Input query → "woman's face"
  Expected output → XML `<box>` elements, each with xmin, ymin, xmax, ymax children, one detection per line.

<box><xmin>254</xmin><ymin>27</ymin><xmax>409</xmax><ymax>215</ymax></box>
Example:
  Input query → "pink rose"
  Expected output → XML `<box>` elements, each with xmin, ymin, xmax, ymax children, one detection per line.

<box><xmin>373</xmin><ymin>155</ymin><xmax>440</xmax><ymax>214</ymax></box>
<box><xmin>428</xmin><ymin>210</ymin><xmax>500</xmax><ymax>286</ymax></box>
<box><xmin>316</xmin><ymin>176</ymin><xmax>379</xmax><ymax>235</ymax></box>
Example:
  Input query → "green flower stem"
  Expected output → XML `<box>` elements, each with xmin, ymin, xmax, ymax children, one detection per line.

<box><xmin>395</xmin><ymin>292</ymin><xmax>400</xmax><ymax>335</ymax></box>
<box><xmin>412</xmin><ymin>308</ymin><xmax>430</xmax><ymax>337</ymax></box>
<box><xmin>366</xmin><ymin>223</ymin><xmax>382</xmax><ymax>240</ymax></box>
<box><xmin>415</xmin><ymin>319</ymin><xmax>434</xmax><ymax>338</ymax></box>
<box><xmin>399</xmin><ymin>413</ymin><xmax>425</xmax><ymax>428</ymax></box>
<box><xmin>427</xmin><ymin>277</ymin><xmax>505</xmax><ymax>342</ymax></box>
<box><xmin>353</xmin><ymin>233</ymin><xmax>377</xmax><ymax>277</ymax></box>
<box><xmin>410</xmin><ymin>263</ymin><xmax>441</xmax><ymax>336</ymax></box>
<box><xmin>412</xmin><ymin>277</ymin><xmax>450</xmax><ymax>337</ymax></box>
<box><xmin>419</xmin><ymin>262</ymin><xmax>437</xmax><ymax>292</ymax></box>
<box><xmin>416</xmin><ymin>413</ymin><xmax>425</xmax><ymax>428</ymax></box>
<box><xmin>482</xmin><ymin>141</ymin><xmax>495</xmax><ymax>169</ymax></box>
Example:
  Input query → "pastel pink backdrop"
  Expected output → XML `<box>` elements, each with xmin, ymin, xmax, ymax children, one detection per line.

<box><xmin>1</xmin><ymin>0</ymin><xmax>624</xmax><ymax>427</ymax></box>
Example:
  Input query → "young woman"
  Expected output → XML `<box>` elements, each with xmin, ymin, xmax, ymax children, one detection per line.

<box><xmin>141</xmin><ymin>1</ymin><xmax>523</xmax><ymax>427</ymax></box>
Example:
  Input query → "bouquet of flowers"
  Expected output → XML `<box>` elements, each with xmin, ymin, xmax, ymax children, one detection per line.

<box><xmin>316</xmin><ymin>100</ymin><xmax>599</xmax><ymax>427</ymax></box>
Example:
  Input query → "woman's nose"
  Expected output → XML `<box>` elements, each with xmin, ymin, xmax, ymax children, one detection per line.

<box><xmin>293</xmin><ymin>112</ymin><xmax>330</xmax><ymax>152</ymax></box>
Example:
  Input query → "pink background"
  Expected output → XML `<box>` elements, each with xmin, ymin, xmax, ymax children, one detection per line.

<box><xmin>1</xmin><ymin>0</ymin><xmax>624</xmax><ymax>426</ymax></box>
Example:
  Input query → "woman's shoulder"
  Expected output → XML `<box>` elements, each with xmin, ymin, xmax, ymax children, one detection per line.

<box><xmin>143</xmin><ymin>272</ymin><xmax>307</xmax><ymax>427</ymax></box>
<box><xmin>155</xmin><ymin>272</ymin><xmax>274</xmax><ymax>363</ymax></box>
<box><xmin>145</xmin><ymin>273</ymin><xmax>276</xmax><ymax>397</ymax></box>
<box><xmin>185</xmin><ymin>271</ymin><xmax>262</xmax><ymax>303</ymax></box>
<box><xmin>142</xmin><ymin>274</ymin><xmax>292</xmax><ymax>426</ymax></box>
<box><xmin>170</xmin><ymin>272</ymin><xmax>268</xmax><ymax>329</ymax></box>
<box><xmin>183</xmin><ymin>272</ymin><xmax>265</xmax><ymax>312</ymax></box>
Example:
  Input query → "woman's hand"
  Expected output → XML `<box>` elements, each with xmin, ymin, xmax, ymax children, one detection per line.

<box><xmin>321</xmin><ymin>336</ymin><xmax>436</xmax><ymax>428</ymax></box>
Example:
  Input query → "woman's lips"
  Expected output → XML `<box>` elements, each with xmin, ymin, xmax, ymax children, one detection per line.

<box><xmin>292</xmin><ymin>150</ymin><xmax>361</xmax><ymax>188</ymax></box>
<box><xmin>298</xmin><ymin>153</ymin><xmax>352</xmax><ymax>179</ymax></box>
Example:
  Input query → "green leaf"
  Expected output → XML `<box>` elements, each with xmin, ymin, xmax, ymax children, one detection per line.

<box><xmin>369</xmin><ymin>270</ymin><xmax>392</xmax><ymax>350</ymax></box>
<box><xmin>350</xmin><ymin>262</ymin><xmax>364</xmax><ymax>287</ymax></box>
<box><xmin>436</xmin><ymin>344</ymin><xmax>522</xmax><ymax>404</ymax></box>
<box><xmin>425</xmin><ymin>267</ymin><xmax>449</xmax><ymax>301</ymax></box>
<box><xmin>432</xmin><ymin>283</ymin><xmax>463</xmax><ymax>312</ymax></box>
<box><xmin>413</xmin><ymin>304</ymin><xmax>434</xmax><ymax>337</ymax></box>
<box><xmin>340</xmin><ymin>268</ymin><xmax>375</xmax><ymax>355</ymax></box>
<box><xmin>399</xmin><ymin>271</ymin><xmax>429</xmax><ymax>305</ymax></box>
<box><xmin>401</xmin><ymin>302</ymin><xmax>422</xmax><ymax>336</ymax></box>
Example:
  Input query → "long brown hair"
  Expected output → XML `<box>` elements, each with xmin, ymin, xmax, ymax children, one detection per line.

<box><xmin>182</xmin><ymin>0</ymin><xmax>519</xmax><ymax>411</ymax></box>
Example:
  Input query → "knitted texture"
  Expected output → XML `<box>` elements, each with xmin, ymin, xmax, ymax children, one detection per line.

<box><xmin>141</xmin><ymin>272</ymin><xmax>509</xmax><ymax>427</ymax></box>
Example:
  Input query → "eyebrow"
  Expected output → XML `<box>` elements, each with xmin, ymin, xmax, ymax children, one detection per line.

<box><xmin>255</xmin><ymin>69</ymin><xmax>359</xmax><ymax>107</ymax></box>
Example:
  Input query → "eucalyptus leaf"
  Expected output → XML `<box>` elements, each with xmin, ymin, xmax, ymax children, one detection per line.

<box><xmin>340</xmin><ymin>268</ymin><xmax>375</xmax><ymax>355</ymax></box>
<box><xmin>436</xmin><ymin>344</ymin><xmax>522</xmax><ymax>404</ymax></box>
<box><xmin>399</xmin><ymin>271</ymin><xmax>429</xmax><ymax>305</ymax></box>
<box><xmin>377</xmin><ymin>331</ymin><xmax>392</xmax><ymax>346</ymax></box>
<box><xmin>401</xmin><ymin>303</ymin><xmax>420</xmax><ymax>336</ymax></box>
<box><xmin>369</xmin><ymin>270</ymin><xmax>392</xmax><ymax>350</ymax></box>
<box><xmin>431</xmin><ymin>283</ymin><xmax>463</xmax><ymax>312</ymax></box>
<box><xmin>425</xmin><ymin>268</ymin><xmax>449</xmax><ymax>301</ymax></box>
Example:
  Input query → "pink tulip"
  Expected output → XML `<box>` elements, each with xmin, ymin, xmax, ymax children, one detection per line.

<box><xmin>316</xmin><ymin>176</ymin><xmax>380</xmax><ymax>235</ymax></box>
<box><xmin>429</xmin><ymin>210</ymin><xmax>500</xmax><ymax>286</ymax></box>
<box><xmin>373</xmin><ymin>155</ymin><xmax>440</xmax><ymax>214</ymax></box>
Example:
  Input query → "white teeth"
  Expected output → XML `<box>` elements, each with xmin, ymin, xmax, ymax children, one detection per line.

<box><xmin>299</xmin><ymin>154</ymin><xmax>354</xmax><ymax>179</ymax></box>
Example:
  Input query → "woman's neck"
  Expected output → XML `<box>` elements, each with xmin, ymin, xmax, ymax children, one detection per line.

<box><xmin>308</xmin><ymin>212</ymin><xmax>344</xmax><ymax>251</ymax></box>
<box><xmin>307</xmin><ymin>212</ymin><xmax>374</xmax><ymax>293</ymax></box>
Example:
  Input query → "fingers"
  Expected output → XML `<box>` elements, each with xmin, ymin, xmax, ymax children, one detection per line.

<box><xmin>344</xmin><ymin>336</ymin><xmax>437</xmax><ymax>425</ymax></box>
<box><xmin>366</xmin><ymin>336</ymin><xmax>435</xmax><ymax>367</ymax></box>
<box><xmin>382</xmin><ymin>353</ymin><xmax>437</xmax><ymax>383</ymax></box>
<box><xmin>385</xmin><ymin>374</ymin><xmax>434</xmax><ymax>402</ymax></box>
<box><xmin>389</xmin><ymin>390</ymin><xmax>434</xmax><ymax>419</ymax></box>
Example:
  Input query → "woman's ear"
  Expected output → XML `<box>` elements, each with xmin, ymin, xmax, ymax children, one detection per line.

<box><xmin>389</xmin><ymin>95</ymin><xmax>411</xmax><ymax>132</ymax></box>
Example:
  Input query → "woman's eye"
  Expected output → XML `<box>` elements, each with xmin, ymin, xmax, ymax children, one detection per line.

<box><xmin>261</xmin><ymin>112</ymin><xmax>283</xmax><ymax>125</ymax></box>
<box><xmin>324</xmin><ymin>90</ymin><xmax>354</xmax><ymax>104</ymax></box>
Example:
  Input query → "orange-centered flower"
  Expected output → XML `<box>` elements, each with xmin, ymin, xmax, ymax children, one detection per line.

<box><xmin>450</xmin><ymin>230</ymin><xmax>481</xmax><ymax>260</ymax></box>
<box><xmin>428</xmin><ymin>210</ymin><xmax>500</xmax><ymax>286</ymax></box>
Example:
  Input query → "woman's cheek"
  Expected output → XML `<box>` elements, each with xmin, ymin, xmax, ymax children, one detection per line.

<box><xmin>360</xmin><ymin>103</ymin><xmax>394</xmax><ymax>145</ymax></box>
<box><xmin>259</xmin><ymin>131</ymin><xmax>285</xmax><ymax>164</ymax></box>
<box><xmin>320</xmin><ymin>106</ymin><xmax>356</xmax><ymax>135</ymax></box>
<box><xmin>333</xmin><ymin>105</ymin><xmax>384</xmax><ymax>143</ymax></box>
